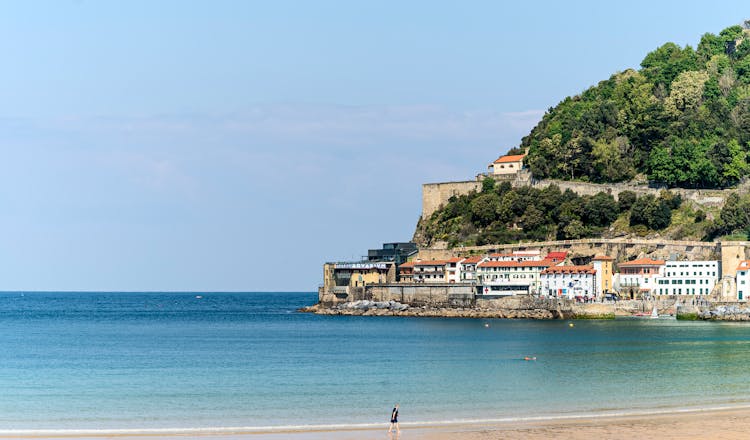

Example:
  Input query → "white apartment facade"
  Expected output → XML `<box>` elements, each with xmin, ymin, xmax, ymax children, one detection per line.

<box><xmin>737</xmin><ymin>260</ymin><xmax>750</xmax><ymax>301</ymax></box>
<box><xmin>485</xmin><ymin>251</ymin><xmax>542</xmax><ymax>262</ymax></box>
<box><xmin>540</xmin><ymin>265</ymin><xmax>597</xmax><ymax>300</ymax></box>
<box><xmin>476</xmin><ymin>260</ymin><xmax>555</xmax><ymax>296</ymax></box>
<box><xmin>617</xmin><ymin>258</ymin><xmax>665</xmax><ymax>298</ymax></box>
<box><xmin>445</xmin><ymin>258</ymin><xmax>464</xmax><ymax>283</ymax></box>
<box><xmin>459</xmin><ymin>256</ymin><xmax>482</xmax><ymax>282</ymax></box>
<box><xmin>413</xmin><ymin>260</ymin><xmax>447</xmax><ymax>282</ymax></box>
<box><xmin>654</xmin><ymin>260</ymin><xmax>719</xmax><ymax>296</ymax></box>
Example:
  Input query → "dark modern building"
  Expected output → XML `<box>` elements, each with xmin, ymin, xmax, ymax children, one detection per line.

<box><xmin>366</xmin><ymin>242</ymin><xmax>418</xmax><ymax>265</ymax></box>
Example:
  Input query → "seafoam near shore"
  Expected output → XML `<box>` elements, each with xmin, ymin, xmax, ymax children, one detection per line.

<box><xmin>10</xmin><ymin>406</ymin><xmax>750</xmax><ymax>440</ymax></box>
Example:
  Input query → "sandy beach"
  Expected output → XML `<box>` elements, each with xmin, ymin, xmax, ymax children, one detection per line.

<box><xmin>10</xmin><ymin>406</ymin><xmax>750</xmax><ymax>440</ymax></box>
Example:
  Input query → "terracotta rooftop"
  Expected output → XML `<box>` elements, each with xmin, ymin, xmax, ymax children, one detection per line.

<box><xmin>445</xmin><ymin>257</ymin><xmax>464</xmax><ymax>263</ymax></box>
<box><xmin>618</xmin><ymin>258</ymin><xmax>665</xmax><ymax>266</ymax></box>
<box><xmin>493</xmin><ymin>154</ymin><xmax>526</xmax><ymax>164</ymax></box>
<box><xmin>399</xmin><ymin>261</ymin><xmax>415</xmax><ymax>268</ymax></box>
<box><xmin>461</xmin><ymin>256</ymin><xmax>483</xmax><ymax>264</ymax></box>
<box><xmin>478</xmin><ymin>260</ymin><xmax>555</xmax><ymax>268</ymax></box>
<box><xmin>592</xmin><ymin>255</ymin><xmax>614</xmax><ymax>261</ymax></box>
<box><xmin>737</xmin><ymin>260</ymin><xmax>750</xmax><ymax>271</ymax></box>
<box><xmin>545</xmin><ymin>251</ymin><xmax>568</xmax><ymax>260</ymax></box>
<box><xmin>541</xmin><ymin>265</ymin><xmax>596</xmax><ymax>275</ymax></box>
<box><xmin>413</xmin><ymin>260</ymin><xmax>448</xmax><ymax>266</ymax></box>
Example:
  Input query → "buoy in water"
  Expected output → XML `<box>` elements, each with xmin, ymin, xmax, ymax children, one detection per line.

<box><xmin>569</xmin><ymin>322</ymin><xmax>574</xmax><ymax>327</ymax></box>
<box><xmin>523</xmin><ymin>356</ymin><xmax>537</xmax><ymax>361</ymax></box>
<box><xmin>484</xmin><ymin>323</ymin><xmax>490</xmax><ymax>328</ymax></box>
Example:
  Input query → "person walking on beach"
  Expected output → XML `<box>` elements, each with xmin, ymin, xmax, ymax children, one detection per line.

<box><xmin>388</xmin><ymin>403</ymin><xmax>400</xmax><ymax>434</ymax></box>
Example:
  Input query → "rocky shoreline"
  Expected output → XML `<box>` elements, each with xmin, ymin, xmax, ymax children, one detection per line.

<box><xmin>300</xmin><ymin>299</ymin><xmax>573</xmax><ymax>319</ymax></box>
<box><xmin>695</xmin><ymin>304</ymin><xmax>750</xmax><ymax>321</ymax></box>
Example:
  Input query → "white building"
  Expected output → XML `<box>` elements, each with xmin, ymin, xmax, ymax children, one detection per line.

<box><xmin>476</xmin><ymin>260</ymin><xmax>555</xmax><ymax>296</ymax></box>
<box><xmin>737</xmin><ymin>260</ymin><xmax>750</xmax><ymax>301</ymax></box>
<box><xmin>459</xmin><ymin>256</ymin><xmax>482</xmax><ymax>282</ymax></box>
<box><xmin>654</xmin><ymin>260</ymin><xmax>719</xmax><ymax>297</ymax></box>
<box><xmin>617</xmin><ymin>258</ymin><xmax>665</xmax><ymax>299</ymax></box>
<box><xmin>413</xmin><ymin>260</ymin><xmax>447</xmax><ymax>282</ymax></box>
<box><xmin>540</xmin><ymin>265</ymin><xmax>597</xmax><ymax>300</ymax></box>
<box><xmin>489</xmin><ymin>154</ymin><xmax>525</xmax><ymax>175</ymax></box>
<box><xmin>445</xmin><ymin>257</ymin><xmax>464</xmax><ymax>283</ymax></box>
<box><xmin>485</xmin><ymin>250</ymin><xmax>542</xmax><ymax>262</ymax></box>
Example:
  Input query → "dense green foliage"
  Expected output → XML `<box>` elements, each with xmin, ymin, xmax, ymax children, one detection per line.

<box><xmin>523</xmin><ymin>25</ymin><xmax>750</xmax><ymax>188</ymax></box>
<box><xmin>708</xmin><ymin>192</ymin><xmax>750</xmax><ymax>238</ymax></box>
<box><xmin>419</xmin><ymin>181</ymin><xmax>686</xmax><ymax>247</ymax></box>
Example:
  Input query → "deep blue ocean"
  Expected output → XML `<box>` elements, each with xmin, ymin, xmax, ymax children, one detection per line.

<box><xmin>3</xmin><ymin>291</ymin><xmax>750</xmax><ymax>434</ymax></box>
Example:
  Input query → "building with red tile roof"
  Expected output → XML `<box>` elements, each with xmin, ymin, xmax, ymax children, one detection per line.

<box><xmin>412</xmin><ymin>260</ymin><xmax>448</xmax><ymax>283</ymax></box>
<box><xmin>592</xmin><ymin>255</ymin><xmax>614</xmax><ymax>261</ymax></box>
<box><xmin>476</xmin><ymin>259</ymin><xmax>555</xmax><ymax>296</ymax></box>
<box><xmin>737</xmin><ymin>261</ymin><xmax>750</xmax><ymax>301</ymax></box>
<box><xmin>544</xmin><ymin>251</ymin><xmax>568</xmax><ymax>263</ymax></box>
<box><xmin>540</xmin><ymin>265</ymin><xmax>596</xmax><ymax>300</ymax></box>
<box><xmin>591</xmin><ymin>255</ymin><xmax>614</xmax><ymax>296</ymax></box>
<box><xmin>398</xmin><ymin>261</ymin><xmax>415</xmax><ymax>282</ymax></box>
<box><xmin>459</xmin><ymin>256</ymin><xmax>483</xmax><ymax>282</ymax></box>
<box><xmin>619</xmin><ymin>258</ymin><xmax>666</xmax><ymax>267</ymax></box>
<box><xmin>541</xmin><ymin>265</ymin><xmax>596</xmax><ymax>275</ymax></box>
<box><xmin>494</xmin><ymin>154</ymin><xmax>526</xmax><ymax>163</ymax></box>
<box><xmin>617</xmin><ymin>258</ymin><xmax>666</xmax><ymax>299</ymax></box>
<box><xmin>488</xmin><ymin>153</ymin><xmax>525</xmax><ymax>176</ymax></box>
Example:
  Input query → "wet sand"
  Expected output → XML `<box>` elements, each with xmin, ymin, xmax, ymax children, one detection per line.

<box><xmin>8</xmin><ymin>406</ymin><xmax>750</xmax><ymax>440</ymax></box>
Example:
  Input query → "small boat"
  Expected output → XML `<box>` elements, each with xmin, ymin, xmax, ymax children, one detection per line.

<box><xmin>650</xmin><ymin>306</ymin><xmax>658</xmax><ymax>319</ymax></box>
<box><xmin>195</xmin><ymin>295</ymin><xmax>203</xmax><ymax>299</ymax></box>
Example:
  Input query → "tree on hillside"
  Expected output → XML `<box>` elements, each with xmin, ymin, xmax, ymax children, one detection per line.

<box><xmin>664</xmin><ymin>70</ymin><xmax>710</xmax><ymax>116</ymax></box>
<box><xmin>618</xmin><ymin>190</ymin><xmax>637</xmax><ymax>212</ymax></box>
<box><xmin>482</xmin><ymin>177</ymin><xmax>495</xmax><ymax>193</ymax></box>
<box><xmin>470</xmin><ymin>193</ymin><xmax>500</xmax><ymax>227</ymax></box>
<box><xmin>583</xmin><ymin>192</ymin><xmax>619</xmax><ymax>226</ymax></box>
<box><xmin>630</xmin><ymin>194</ymin><xmax>672</xmax><ymax>230</ymax></box>
<box><xmin>710</xmin><ymin>193</ymin><xmax>750</xmax><ymax>237</ymax></box>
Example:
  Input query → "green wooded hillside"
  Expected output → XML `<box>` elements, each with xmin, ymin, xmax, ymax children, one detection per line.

<box><xmin>523</xmin><ymin>24</ymin><xmax>750</xmax><ymax>188</ymax></box>
<box><xmin>415</xmin><ymin>179</ymin><xmax>750</xmax><ymax>247</ymax></box>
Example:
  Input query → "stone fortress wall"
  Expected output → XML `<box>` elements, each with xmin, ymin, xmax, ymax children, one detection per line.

<box><xmin>421</xmin><ymin>169</ymin><xmax>748</xmax><ymax>219</ymax></box>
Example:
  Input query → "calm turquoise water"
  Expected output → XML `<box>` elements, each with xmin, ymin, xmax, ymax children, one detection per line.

<box><xmin>2</xmin><ymin>292</ymin><xmax>750</xmax><ymax>434</ymax></box>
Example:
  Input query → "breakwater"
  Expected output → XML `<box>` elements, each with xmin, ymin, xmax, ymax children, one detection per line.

<box><xmin>676</xmin><ymin>302</ymin><xmax>750</xmax><ymax>321</ymax></box>
<box><xmin>303</xmin><ymin>297</ymin><xmax>682</xmax><ymax>320</ymax></box>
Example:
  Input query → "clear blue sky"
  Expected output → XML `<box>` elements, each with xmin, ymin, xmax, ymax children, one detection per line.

<box><xmin>0</xmin><ymin>1</ymin><xmax>745</xmax><ymax>291</ymax></box>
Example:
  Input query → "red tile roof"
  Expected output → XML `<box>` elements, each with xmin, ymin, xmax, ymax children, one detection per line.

<box><xmin>618</xmin><ymin>258</ymin><xmax>665</xmax><ymax>267</ymax></box>
<box><xmin>478</xmin><ymin>260</ymin><xmax>554</xmax><ymax>268</ymax></box>
<box><xmin>399</xmin><ymin>261</ymin><xmax>415</xmax><ymax>268</ymax></box>
<box><xmin>489</xmin><ymin>253</ymin><xmax>517</xmax><ymax>258</ymax></box>
<box><xmin>445</xmin><ymin>257</ymin><xmax>464</xmax><ymax>263</ymax></box>
<box><xmin>461</xmin><ymin>256</ymin><xmax>483</xmax><ymax>264</ymax></box>
<box><xmin>592</xmin><ymin>255</ymin><xmax>614</xmax><ymax>261</ymax></box>
<box><xmin>413</xmin><ymin>260</ymin><xmax>448</xmax><ymax>266</ymax></box>
<box><xmin>493</xmin><ymin>154</ymin><xmax>526</xmax><ymax>164</ymax></box>
<box><xmin>737</xmin><ymin>260</ymin><xmax>750</xmax><ymax>271</ymax></box>
<box><xmin>541</xmin><ymin>265</ymin><xmax>596</xmax><ymax>275</ymax></box>
<box><xmin>545</xmin><ymin>251</ymin><xmax>568</xmax><ymax>260</ymax></box>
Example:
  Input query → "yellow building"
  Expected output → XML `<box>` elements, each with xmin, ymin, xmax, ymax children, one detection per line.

<box><xmin>592</xmin><ymin>255</ymin><xmax>614</xmax><ymax>296</ymax></box>
<box><xmin>323</xmin><ymin>262</ymin><xmax>396</xmax><ymax>290</ymax></box>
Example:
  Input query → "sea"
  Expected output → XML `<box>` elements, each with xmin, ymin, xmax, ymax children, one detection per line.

<box><xmin>3</xmin><ymin>291</ymin><xmax>750</xmax><ymax>435</ymax></box>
